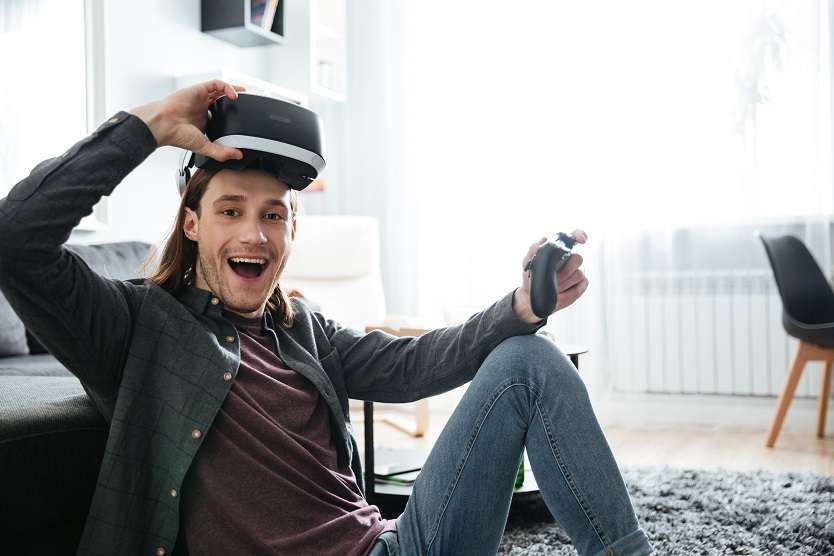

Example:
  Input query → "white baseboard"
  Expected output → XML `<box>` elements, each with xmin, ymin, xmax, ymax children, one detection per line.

<box><xmin>346</xmin><ymin>336</ymin><xmax>832</xmax><ymax>432</ymax></box>
<box><xmin>350</xmin><ymin>390</ymin><xmax>833</xmax><ymax>435</ymax></box>
<box><xmin>596</xmin><ymin>391</ymin><xmax>832</xmax><ymax>433</ymax></box>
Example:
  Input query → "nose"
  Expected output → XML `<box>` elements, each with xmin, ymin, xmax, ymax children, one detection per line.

<box><xmin>239</xmin><ymin>215</ymin><xmax>268</xmax><ymax>245</ymax></box>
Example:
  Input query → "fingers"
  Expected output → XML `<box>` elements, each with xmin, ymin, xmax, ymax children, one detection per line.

<box><xmin>522</xmin><ymin>237</ymin><xmax>548</xmax><ymax>270</ymax></box>
<box><xmin>206</xmin><ymin>80</ymin><xmax>234</xmax><ymax>98</ymax></box>
<box><xmin>558</xmin><ymin>268</ymin><xmax>586</xmax><ymax>292</ymax></box>
<box><xmin>215</xmin><ymin>144</ymin><xmax>244</xmax><ymax>162</ymax></box>
<box><xmin>523</xmin><ymin>230</ymin><xmax>588</xmax><ymax>271</ymax></box>
<box><xmin>556</xmin><ymin>252</ymin><xmax>585</xmax><ymax>291</ymax></box>
<box><xmin>205</xmin><ymin>80</ymin><xmax>246</xmax><ymax>101</ymax></box>
<box><xmin>199</xmin><ymin>139</ymin><xmax>243</xmax><ymax>162</ymax></box>
<box><xmin>557</xmin><ymin>252</ymin><xmax>583</xmax><ymax>277</ymax></box>
<box><xmin>557</xmin><ymin>276</ymin><xmax>590</xmax><ymax>310</ymax></box>
<box><xmin>518</xmin><ymin>231</ymin><xmax>589</xmax><ymax>313</ymax></box>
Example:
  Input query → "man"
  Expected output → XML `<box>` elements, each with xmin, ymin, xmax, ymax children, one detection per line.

<box><xmin>0</xmin><ymin>81</ymin><xmax>652</xmax><ymax>555</ymax></box>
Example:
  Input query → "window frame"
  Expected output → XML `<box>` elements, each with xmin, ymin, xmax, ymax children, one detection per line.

<box><xmin>76</xmin><ymin>0</ymin><xmax>109</xmax><ymax>232</ymax></box>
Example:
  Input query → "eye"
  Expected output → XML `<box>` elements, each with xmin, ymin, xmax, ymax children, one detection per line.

<box><xmin>265</xmin><ymin>212</ymin><xmax>286</xmax><ymax>221</ymax></box>
<box><xmin>222</xmin><ymin>208</ymin><xmax>239</xmax><ymax>217</ymax></box>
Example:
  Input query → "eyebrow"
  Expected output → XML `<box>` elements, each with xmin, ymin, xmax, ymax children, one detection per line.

<box><xmin>212</xmin><ymin>194</ymin><xmax>288</xmax><ymax>208</ymax></box>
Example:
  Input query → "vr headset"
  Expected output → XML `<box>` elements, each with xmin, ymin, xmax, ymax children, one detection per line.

<box><xmin>175</xmin><ymin>92</ymin><xmax>326</xmax><ymax>194</ymax></box>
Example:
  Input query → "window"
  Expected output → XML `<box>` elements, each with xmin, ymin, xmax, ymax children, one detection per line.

<box><xmin>0</xmin><ymin>0</ymin><xmax>107</xmax><ymax>229</ymax></box>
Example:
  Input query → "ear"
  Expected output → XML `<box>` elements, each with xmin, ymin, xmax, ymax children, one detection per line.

<box><xmin>183</xmin><ymin>207</ymin><xmax>199</xmax><ymax>242</ymax></box>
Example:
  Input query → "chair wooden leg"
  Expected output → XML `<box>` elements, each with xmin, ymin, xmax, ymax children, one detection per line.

<box><xmin>379</xmin><ymin>399</ymin><xmax>431</xmax><ymax>438</ymax></box>
<box><xmin>414</xmin><ymin>399</ymin><xmax>430</xmax><ymax>436</ymax></box>
<box><xmin>818</xmin><ymin>361</ymin><xmax>833</xmax><ymax>438</ymax></box>
<box><xmin>766</xmin><ymin>341</ymin><xmax>809</xmax><ymax>448</ymax></box>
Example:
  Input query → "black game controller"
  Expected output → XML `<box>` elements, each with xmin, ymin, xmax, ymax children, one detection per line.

<box><xmin>526</xmin><ymin>232</ymin><xmax>577</xmax><ymax>319</ymax></box>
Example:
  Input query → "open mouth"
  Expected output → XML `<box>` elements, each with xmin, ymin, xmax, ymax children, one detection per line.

<box><xmin>227</xmin><ymin>256</ymin><xmax>268</xmax><ymax>280</ymax></box>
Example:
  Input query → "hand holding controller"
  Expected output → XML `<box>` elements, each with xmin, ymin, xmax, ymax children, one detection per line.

<box><xmin>525</xmin><ymin>232</ymin><xmax>578</xmax><ymax>319</ymax></box>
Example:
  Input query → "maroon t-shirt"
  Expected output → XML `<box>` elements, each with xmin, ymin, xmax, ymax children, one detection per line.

<box><xmin>178</xmin><ymin>310</ymin><xmax>396</xmax><ymax>554</ymax></box>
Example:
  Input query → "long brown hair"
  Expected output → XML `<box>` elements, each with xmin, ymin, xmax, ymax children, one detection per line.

<box><xmin>144</xmin><ymin>168</ymin><xmax>300</xmax><ymax>328</ymax></box>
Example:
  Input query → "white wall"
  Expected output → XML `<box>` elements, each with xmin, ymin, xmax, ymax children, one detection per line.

<box><xmin>69</xmin><ymin>0</ymin><xmax>312</xmax><ymax>250</ymax></box>
<box><xmin>59</xmin><ymin>1</ymin><xmax>430</xmax><ymax>426</ymax></box>
<box><xmin>341</xmin><ymin>1</ymin><xmax>418</xmax><ymax>318</ymax></box>
<box><xmin>68</xmin><ymin>1</ymin><xmax>419</xmax><ymax>318</ymax></box>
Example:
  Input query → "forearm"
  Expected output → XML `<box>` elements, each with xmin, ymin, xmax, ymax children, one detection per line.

<box><xmin>340</xmin><ymin>289</ymin><xmax>547</xmax><ymax>402</ymax></box>
<box><xmin>0</xmin><ymin>112</ymin><xmax>156</xmax><ymax>260</ymax></box>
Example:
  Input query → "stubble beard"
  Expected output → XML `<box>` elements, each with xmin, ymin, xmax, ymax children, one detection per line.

<box><xmin>197</xmin><ymin>250</ymin><xmax>277</xmax><ymax>315</ymax></box>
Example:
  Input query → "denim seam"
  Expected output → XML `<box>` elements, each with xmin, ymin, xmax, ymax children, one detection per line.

<box><xmin>423</xmin><ymin>377</ymin><xmax>534</xmax><ymax>553</ymax></box>
<box><xmin>533</xmin><ymin>397</ymin><xmax>610</xmax><ymax>548</ymax></box>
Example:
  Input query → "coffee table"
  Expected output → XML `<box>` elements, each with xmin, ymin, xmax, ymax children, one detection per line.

<box><xmin>362</xmin><ymin>342</ymin><xmax>588</xmax><ymax>508</ymax></box>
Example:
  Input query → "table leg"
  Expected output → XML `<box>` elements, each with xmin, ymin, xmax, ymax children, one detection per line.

<box><xmin>364</xmin><ymin>400</ymin><xmax>375</xmax><ymax>504</ymax></box>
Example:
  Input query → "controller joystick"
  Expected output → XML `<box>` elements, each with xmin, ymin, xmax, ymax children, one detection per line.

<box><xmin>526</xmin><ymin>232</ymin><xmax>577</xmax><ymax>319</ymax></box>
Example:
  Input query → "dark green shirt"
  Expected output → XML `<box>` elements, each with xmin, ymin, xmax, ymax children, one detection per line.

<box><xmin>0</xmin><ymin>112</ymin><xmax>544</xmax><ymax>555</ymax></box>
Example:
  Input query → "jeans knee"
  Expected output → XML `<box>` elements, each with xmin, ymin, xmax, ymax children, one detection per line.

<box><xmin>489</xmin><ymin>334</ymin><xmax>587</xmax><ymax>397</ymax></box>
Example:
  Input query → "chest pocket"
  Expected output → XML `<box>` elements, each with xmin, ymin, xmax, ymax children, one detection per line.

<box><xmin>318</xmin><ymin>348</ymin><xmax>348</xmax><ymax>416</ymax></box>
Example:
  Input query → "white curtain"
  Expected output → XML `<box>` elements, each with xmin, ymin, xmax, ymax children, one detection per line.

<box><xmin>367</xmin><ymin>1</ymin><xmax>833</xmax><ymax>410</ymax></box>
<box><xmin>0</xmin><ymin>0</ymin><xmax>88</xmax><ymax>197</ymax></box>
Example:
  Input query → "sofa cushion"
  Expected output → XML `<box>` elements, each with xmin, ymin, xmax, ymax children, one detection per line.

<box><xmin>65</xmin><ymin>241</ymin><xmax>153</xmax><ymax>280</ymax></box>
<box><xmin>0</xmin><ymin>376</ymin><xmax>106</xmax><ymax>540</ymax></box>
<box><xmin>0</xmin><ymin>375</ymin><xmax>106</xmax><ymax>449</ymax></box>
<box><xmin>0</xmin><ymin>353</ymin><xmax>72</xmax><ymax>377</ymax></box>
<box><xmin>0</xmin><ymin>292</ymin><xmax>28</xmax><ymax>356</ymax></box>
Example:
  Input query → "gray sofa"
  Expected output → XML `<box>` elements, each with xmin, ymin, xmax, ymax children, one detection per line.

<box><xmin>0</xmin><ymin>241</ymin><xmax>152</xmax><ymax>554</ymax></box>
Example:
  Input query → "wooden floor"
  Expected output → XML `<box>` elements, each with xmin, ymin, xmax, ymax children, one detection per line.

<box><xmin>604</xmin><ymin>424</ymin><xmax>834</xmax><ymax>476</ymax></box>
<box><xmin>351</xmin><ymin>410</ymin><xmax>834</xmax><ymax>477</ymax></box>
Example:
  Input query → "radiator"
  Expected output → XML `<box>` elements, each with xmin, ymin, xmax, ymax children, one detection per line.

<box><xmin>609</xmin><ymin>270</ymin><xmax>822</xmax><ymax>398</ymax></box>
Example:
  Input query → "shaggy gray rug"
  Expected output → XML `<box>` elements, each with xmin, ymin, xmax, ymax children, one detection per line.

<box><xmin>499</xmin><ymin>466</ymin><xmax>834</xmax><ymax>555</ymax></box>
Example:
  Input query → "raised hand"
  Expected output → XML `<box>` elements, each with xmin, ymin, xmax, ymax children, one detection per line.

<box><xmin>514</xmin><ymin>229</ymin><xmax>589</xmax><ymax>323</ymax></box>
<box><xmin>129</xmin><ymin>80</ymin><xmax>246</xmax><ymax>162</ymax></box>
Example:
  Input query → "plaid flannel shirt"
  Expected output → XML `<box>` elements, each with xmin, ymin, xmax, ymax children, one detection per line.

<box><xmin>0</xmin><ymin>112</ymin><xmax>544</xmax><ymax>555</ymax></box>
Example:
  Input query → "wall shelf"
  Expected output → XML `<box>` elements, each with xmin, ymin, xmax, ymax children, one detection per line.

<box><xmin>201</xmin><ymin>0</ymin><xmax>285</xmax><ymax>48</ymax></box>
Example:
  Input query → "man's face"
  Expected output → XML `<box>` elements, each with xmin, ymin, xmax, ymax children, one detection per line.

<box><xmin>183</xmin><ymin>169</ymin><xmax>296</xmax><ymax>319</ymax></box>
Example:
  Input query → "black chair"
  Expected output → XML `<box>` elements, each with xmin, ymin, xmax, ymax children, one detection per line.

<box><xmin>758</xmin><ymin>233</ymin><xmax>834</xmax><ymax>447</ymax></box>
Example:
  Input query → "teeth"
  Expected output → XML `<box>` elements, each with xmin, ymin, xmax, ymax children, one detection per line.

<box><xmin>229</xmin><ymin>257</ymin><xmax>266</xmax><ymax>265</ymax></box>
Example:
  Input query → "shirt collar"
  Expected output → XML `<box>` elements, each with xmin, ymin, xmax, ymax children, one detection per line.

<box><xmin>176</xmin><ymin>285</ymin><xmax>273</xmax><ymax>330</ymax></box>
<box><xmin>263</xmin><ymin>310</ymin><xmax>276</xmax><ymax>331</ymax></box>
<box><xmin>177</xmin><ymin>285</ymin><xmax>214</xmax><ymax>315</ymax></box>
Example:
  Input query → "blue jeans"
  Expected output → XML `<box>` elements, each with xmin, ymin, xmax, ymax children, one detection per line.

<box><xmin>367</xmin><ymin>335</ymin><xmax>652</xmax><ymax>556</ymax></box>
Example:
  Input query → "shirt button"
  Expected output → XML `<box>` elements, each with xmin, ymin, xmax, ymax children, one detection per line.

<box><xmin>211</xmin><ymin>297</ymin><xmax>220</xmax><ymax>305</ymax></box>
<box><xmin>191</xmin><ymin>428</ymin><xmax>202</xmax><ymax>439</ymax></box>
<box><xmin>225</xmin><ymin>335</ymin><xmax>235</xmax><ymax>344</ymax></box>
<box><xmin>223</xmin><ymin>371</ymin><xmax>233</xmax><ymax>382</ymax></box>
<box><xmin>156</xmin><ymin>548</ymin><xmax>166</xmax><ymax>556</ymax></box>
<box><xmin>108</xmin><ymin>116</ymin><xmax>120</xmax><ymax>124</ymax></box>
<box><xmin>170</xmin><ymin>488</ymin><xmax>178</xmax><ymax>497</ymax></box>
